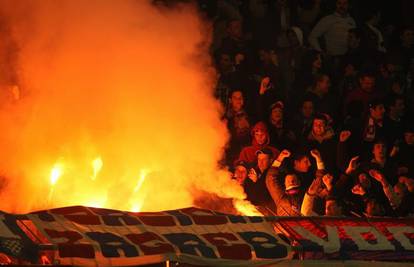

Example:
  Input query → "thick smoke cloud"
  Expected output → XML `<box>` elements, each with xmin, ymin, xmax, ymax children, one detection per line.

<box><xmin>0</xmin><ymin>0</ymin><xmax>247</xmax><ymax>213</ymax></box>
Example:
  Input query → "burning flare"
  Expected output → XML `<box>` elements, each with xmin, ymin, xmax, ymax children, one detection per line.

<box><xmin>91</xmin><ymin>157</ymin><xmax>103</xmax><ymax>181</ymax></box>
<box><xmin>0</xmin><ymin>0</ymin><xmax>256</xmax><ymax>216</ymax></box>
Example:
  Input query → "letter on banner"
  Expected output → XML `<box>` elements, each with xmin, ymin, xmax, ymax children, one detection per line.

<box><xmin>163</xmin><ymin>233</ymin><xmax>217</xmax><ymax>258</ymax></box>
<box><xmin>291</xmin><ymin>226</ymin><xmax>340</xmax><ymax>253</ymax></box>
<box><xmin>387</xmin><ymin>226</ymin><xmax>414</xmax><ymax>251</ymax></box>
<box><xmin>86</xmin><ymin>232</ymin><xmax>139</xmax><ymax>257</ymax></box>
<box><xmin>342</xmin><ymin>226</ymin><xmax>394</xmax><ymax>251</ymax></box>
<box><xmin>125</xmin><ymin>232</ymin><xmax>175</xmax><ymax>255</ymax></box>
<box><xmin>238</xmin><ymin>231</ymin><xmax>288</xmax><ymax>259</ymax></box>
<box><xmin>202</xmin><ymin>233</ymin><xmax>252</xmax><ymax>260</ymax></box>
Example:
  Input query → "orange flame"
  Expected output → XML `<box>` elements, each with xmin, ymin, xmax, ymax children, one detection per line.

<box><xmin>91</xmin><ymin>157</ymin><xmax>103</xmax><ymax>181</ymax></box>
<box><xmin>0</xmin><ymin>0</ymin><xmax>256</xmax><ymax>216</ymax></box>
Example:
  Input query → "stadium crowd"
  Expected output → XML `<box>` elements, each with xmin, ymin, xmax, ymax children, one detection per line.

<box><xmin>206</xmin><ymin>0</ymin><xmax>414</xmax><ymax>217</ymax></box>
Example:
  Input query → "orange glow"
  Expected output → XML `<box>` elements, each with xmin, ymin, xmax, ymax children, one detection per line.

<box><xmin>0</xmin><ymin>0</ymin><xmax>256</xmax><ymax>216</ymax></box>
<box><xmin>233</xmin><ymin>199</ymin><xmax>262</xmax><ymax>217</ymax></box>
<box><xmin>50</xmin><ymin>163</ymin><xmax>63</xmax><ymax>186</ymax></box>
<box><xmin>91</xmin><ymin>157</ymin><xmax>103</xmax><ymax>181</ymax></box>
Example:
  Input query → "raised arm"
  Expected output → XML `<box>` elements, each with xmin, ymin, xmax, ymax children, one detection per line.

<box><xmin>369</xmin><ymin>169</ymin><xmax>401</xmax><ymax>209</ymax></box>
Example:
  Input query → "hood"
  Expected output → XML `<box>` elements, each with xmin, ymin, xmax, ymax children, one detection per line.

<box><xmin>251</xmin><ymin>121</ymin><xmax>270</xmax><ymax>146</ymax></box>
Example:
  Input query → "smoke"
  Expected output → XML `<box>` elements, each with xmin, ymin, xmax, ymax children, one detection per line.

<box><xmin>0</xmin><ymin>0</ymin><xmax>246</xmax><ymax>213</ymax></box>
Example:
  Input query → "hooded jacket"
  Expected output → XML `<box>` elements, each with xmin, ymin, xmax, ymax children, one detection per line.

<box><xmin>238</xmin><ymin>122</ymin><xmax>279</xmax><ymax>164</ymax></box>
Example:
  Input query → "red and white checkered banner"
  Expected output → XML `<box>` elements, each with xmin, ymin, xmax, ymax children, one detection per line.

<box><xmin>2</xmin><ymin>206</ymin><xmax>414</xmax><ymax>266</ymax></box>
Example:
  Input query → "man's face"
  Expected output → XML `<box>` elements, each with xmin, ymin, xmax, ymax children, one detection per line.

<box><xmin>370</xmin><ymin>104</ymin><xmax>385</xmax><ymax>121</ymax></box>
<box><xmin>294</xmin><ymin>156</ymin><xmax>311</xmax><ymax>173</ymax></box>
<box><xmin>394</xmin><ymin>183</ymin><xmax>407</xmax><ymax>199</ymax></box>
<box><xmin>302</xmin><ymin>101</ymin><xmax>314</xmax><ymax>118</ymax></box>
<box><xmin>404</xmin><ymin>132</ymin><xmax>414</xmax><ymax>145</ymax></box>
<box><xmin>373</xmin><ymin>143</ymin><xmax>387</xmax><ymax>159</ymax></box>
<box><xmin>227</xmin><ymin>20</ymin><xmax>242</xmax><ymax>40</ymax></box>
<box><xmin>391</xmin><ymin>99</ymin><xmax>405</xmax><ymax>117</ymax></box>
<box><xmin>325</xmin><ymin>200</ymin><xmax>343</xmax><ymax>216</ymax></box>
<box><xmin>234</xmin><ymin>165</ymin><xmax>248</xmax><ymax>184</ymax></box>
<box><xmin>257</xmin><ymin>153</ymin><xmax>271</xmax><ymax>172</ymax></box>
<box><xmin>271</xmin><ymin>107</ymin><xmax>283</xmax><ymax>122</ymax></box>
<box><xmin>401</xmin><ymin>29</ymin><xmax>414</xmax><ymax>46</ymax></box>
<box><xmin>360</xmin><ymin>76</ymin><xmax>375</xmax><ymax>92</ymax></box>
<box><xmin>230</xmin><ymin>91</ymin><xmax>244</xmax><ymax>112</ymax></box>
<box><xmin>348</xmin><ymin>32</ymin><xmax>360</xmax><ymax>49</ymax></box>
<box><xmin>336</xmin><ymin>0</ymin><xmax>349</xmax><ymax>15</ymax></box>
<box><xmin>317</xmin><ymin>75</ymin><xmax>330</xmax><ymax>94</ymax></box>
<box><xmin>313</xmin><ymin>54</ymin><xmax>322</xmax><ymax>70</ymax></box>
<box><xmin>312</xmin><ymin>119</ymin><xmax>326</xmax><ymax>136</ymax></box>
<box><xmin>358</xmin><ymin>173</ymin><xmax>371</xmax><ymax>189</ymax></box>
<box><xmin>220</xmin><ymin>54</ymin><xmax>233</xmax><ymax>71</ymax></box>
<box><xmin>254</xmin><ymin>130</ymin><xmax>267</xmax><ymax>145</ymax></box>
<box><xmin>285</xmin><ymin>174</ymin><xmax>300</xmax><ymax>189</ymax></box>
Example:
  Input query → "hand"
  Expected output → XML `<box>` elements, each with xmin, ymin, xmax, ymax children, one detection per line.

<box><xmin>368</xmin><ymin>169</ymin><xmax>386</xmax><ymax>185</ymax></box>
<box><xmin>248</xmin><ymin>168</ymin><xmax>258</xmax><ymax>183</ymax></box>
<box><xmin>307</xmin><ymin>177</ymin><xmax>322</xmax><ymax>196</ymax></box>
<box><xmin>278</xmin><ymin>149</ymin><xmax>291</xmax><ymax>161</ymax></box>
<box><xmin>310</xmin><ymin>149</ymin><xmax>321</xmax><ymax>161</ymax></box>
<box><xmin>351</xmin><ymin>184</ymin><xmax>366</xmax><ymax>196</ymax></box>
<box><xmin>259</xmin><ymin>76</ymin><xmax>271</xmax><ymax>95</ymax></box>
<box><xmin>345</xmin><ymin>156</ymin><xmax>359</xmax><ymax>175</ymax></box>
<box><xmin>322</xmin><ymin>173</ymin><xmax>334</xmax><ymax>191</ymax></box>
<box><xmin>339</xmin><ymin>130</ymin><xmax>351</xmax><ymax>142</ymax></box>
<box><xmin>390</xmin><ymin>145</ymin><xmax>399</xmax><ymax>157</ymax></box>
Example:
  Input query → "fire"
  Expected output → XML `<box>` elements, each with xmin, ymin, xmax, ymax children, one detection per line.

<box><xmin>134</xmin><ymin>169</ymin><xmax>147</xmax><ymax>193</ymax></box>
<box><xmin>233</xmin><ymin>199</ymin><xmax>263</xmax><ymax>217</ymax></box>
<box><xmin>50</xmin><ymin>163</ymin><xmax>63</xmax><ymax>186</ymax></box>
<box><xmin>0</xmin><ymin>0</ymin><xmax>258</xmax><ymax>217</ymax></box>
<box><xmin>91</xmin><ymin>157</ymin><xmax>103</xmax><ymax>181</ymax></box>
<box><xmin>48</xmin><ymin>163</ymin><xmax>64</xmax><ymax>203</ymax></box>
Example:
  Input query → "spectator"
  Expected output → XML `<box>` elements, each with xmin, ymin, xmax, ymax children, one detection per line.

<box><xmin>225</xmin><ymin>90</ymin><xmax>252</xmax><ymax>165</ymax></box>
<box><xmin>266</xmin><ymin>101</ymin><xmax>297</xmax><ymax>150</ymax></box>
<box><xmin>219</xmin><ymin>18</ymin><xmax>248</xmax><ymax>59</ymax></box>
<box><xmin>304</xmin><ymin>114</ymin><xmax>337</xmax><ymax>172</ymax></box>
<box><xmin>291</xmin><ymin>98</ymin><xmax>315</xmax><ymax>138</ymax></box>
<box><xmin>238</xmin><ymin>121</ymin><xmax>279</xmax><ymax>164</ymax></box>
<box><xmin>271</xmin><ymin>148</ymin><xmax>324</xmax><ymax>191</ymax></box>
<box><xmin>358</xmin><ymin>139</ymin><xmax>399</xmax><ymax>185</ymax></box>
<box><xmin>362</xmin><ymin>98</ymin><xmax>386</xmax><ymax>141</ymax></box>
<box><xmin>270</xmin><ymin>0</ymin><xmax>299</xmax><ymax>49</ymax></box>
<box><xmin>393</xmin><ymin>176</ymin><xmax>414</xmax><ymax>216</ymax></box>
<box><xmin>394</xmin><ymin>124</ymin><xmax>414</xmax><ymax>177</ymax></box>
<box><xmin>265</xmin><ymin>149</ymin><xmax>304</xmax><ymax>216</ymax></box>
<box><xmin>389</xmin><ymin>26</ymin><xmax>414</xmax><ymax>72</ymax></box>
<box><xmin>304</xmin><ymin>73</ymin><xmax>340</xmax><ymax>122</ymax></box>
<box><xmin>297</xmin><ymin>0</ymin><xmax>322</xmax><ymax>39</ymax></box>
<box><xmin>242</xmin><ymin>149</ymin><xmax>277</xmax><ymax>215</ymax></box>
<box><xmin>278</xmin><ymin>26</ymin><xmax>307</xmax><ymax>96</ymax></box>
<box><xmin>384</xmin><ymin>94</ymin><xmax>405</xmax><ymax>144</ymax></box>
<box><xmin>308</xmin><ymin>0</ymin><xmax>356</xmax><ymax>57</ymax></box>
<box><xmin>233</xmin><ymin>160</ymin><xmax>249</xmax><ymax>185</ymax></box>
<box><xmin>361</xmin><ymin>8</ymin><xmax>386</xmax><ymax>54</ymax></box>
<box><xmin>290</xmin><ymin>49</ymin><xmax>324</xmax><ymax>107</ymax></box>
<box><xmin>266</xmin><ymin>149</ymin><xmax>326</xmax><ymax>215</ymax></box>
<box><xmin>344</xmin><ymin>70</ymin><xmax>380</xmax><ymax>119</ymax></box>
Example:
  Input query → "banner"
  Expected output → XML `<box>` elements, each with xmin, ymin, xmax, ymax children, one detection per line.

<box><xmin>1</xmin><ymin>206</ymin><xmax>414</xmax><ymax>266</ymax></box>
<box><xmin>0</xmin><ymin>206</ymin><xmax>293</xmax><ymax>266</ymax></box>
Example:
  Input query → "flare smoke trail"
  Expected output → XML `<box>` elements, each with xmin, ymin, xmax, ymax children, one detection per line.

<box><xmin>0</xmin><ymin>0</ymin><xmax>247</xmax><ymax>213</ymax></box>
